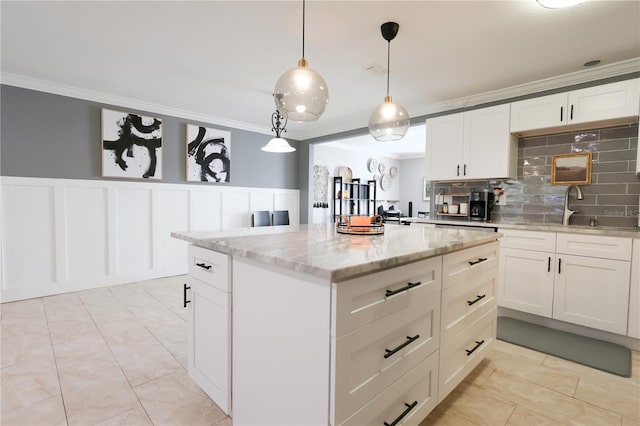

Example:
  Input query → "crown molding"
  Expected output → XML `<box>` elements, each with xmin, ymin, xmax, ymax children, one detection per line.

<box><xmin>0</xmin><ymin>72</ymin><xmax>274</xmax><ymax>136</ymax></box>
<box><xmin>416</xmin><ymin>58</ymin><xmax>640</xmax><ymax>116</ymax></box>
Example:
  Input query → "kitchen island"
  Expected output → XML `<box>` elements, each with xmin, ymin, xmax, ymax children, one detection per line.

<box><xmin>172</xmin><ymin>224</ymin><xmax>501</xmax><ymax>425</ymax></box>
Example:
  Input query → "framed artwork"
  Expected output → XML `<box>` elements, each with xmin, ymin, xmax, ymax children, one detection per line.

<box><xmin>102</xmin><ymin>109</ymin><xmax>162</xmax><ymax>179</ymax></box>
<box><xmin>423</xmin><ymin>177</ymin><xmax>431</xmax><ymax>201</ymax></box>
<box><xmin>186</xmin><ymin>124</ymin><xmax>231</xmax><ymax>183</ymax></box>
<box><xmin>551</xmin><ymin>152</ymin><xmax>592</xmax><ymax>185</ymax></box>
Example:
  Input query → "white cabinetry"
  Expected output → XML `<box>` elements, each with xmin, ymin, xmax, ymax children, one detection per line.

<box><xmin>186</xmin><ymin>245</ymin><xmax>231</xmax><ymax>415</ymax></box>
<box><xmin>629</xmin><ymin>239</ymin><xmax>640</xmax><ymax>338</ymax></box>
<box><xmin>498</xmin><ymin>230</ymin><xmax>556</xmax><ymax>317</ymax></box>
<box><xmin>439</xmin><ymin>242</ymin><xmax>498</xmax><ymax>402</ymax></box>
<box><xmin>510</xmin><ymin>78</ymin><xmax>640</xmax><ymax>134</ymax></box>
<box><xmin>498</xmin><ymin>229</ymin><xmax>633</xmax><ymax>336</ymax></box>
<box><xmin>553</xmin><ymin>234</ymin><xmax>632</xmax><ymax>335</ymax></box>
<box><xmin>426</xmin><ymin>104</ymin><xmax>516</xmax><ymax>181</ymax></box>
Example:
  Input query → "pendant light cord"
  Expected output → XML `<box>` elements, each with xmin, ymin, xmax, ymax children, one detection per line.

<box><xmin>302</xmin><ymin>0</ymin><xmax>306</xmax><ymax>59</ymax></box>
<box><xmin>386</xmin><ymin>40</ymin><xmax>391</xmax><ymax>97</ymax></box>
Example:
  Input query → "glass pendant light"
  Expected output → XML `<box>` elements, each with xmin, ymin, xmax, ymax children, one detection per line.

<box><xmin>273</xmin><ymin>0</ymin><xmax>329</xmax><ymax>122</ymax></box>
<box><xmin>368</xmin><ymin>22</ymin><xmax>409</xmax><ymax>142</ymax></box>
<box><xmin>261</xmin><ymin>111</ymin><xmax>296</xmax><ymax>153</ymax></box>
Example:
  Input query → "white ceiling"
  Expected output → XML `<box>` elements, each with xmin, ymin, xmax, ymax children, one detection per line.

<box><xmin>2</xmin><ymin>1</ymin><xmax>639</xmax><ymax>159</ymax></box>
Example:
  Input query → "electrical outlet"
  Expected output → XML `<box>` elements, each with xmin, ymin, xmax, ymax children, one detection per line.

<box><xmin>494</xmin><ymin>193</ymin><xmax>507</xmax><ymax>206</ymax></box>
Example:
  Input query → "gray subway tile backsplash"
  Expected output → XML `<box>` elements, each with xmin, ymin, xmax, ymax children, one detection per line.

<box><xmin>433</xmin><ymin>123</ymin><xmax>640</xmax><ymax>228</ymax></box>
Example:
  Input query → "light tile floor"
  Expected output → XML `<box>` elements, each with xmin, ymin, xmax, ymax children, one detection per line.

<box><xmin>1</xmin><ymin>276</ymin><xmax>639</xmax><ymax>425</ymax></box>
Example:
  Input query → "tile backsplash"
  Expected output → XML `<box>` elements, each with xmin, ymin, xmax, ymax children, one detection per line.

<box><xmin>433</xmin><ymin>123</ymin><xmax>639</xmax><ymax>228</ymax></box>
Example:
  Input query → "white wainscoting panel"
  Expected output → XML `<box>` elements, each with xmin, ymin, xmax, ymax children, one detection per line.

<box><xmin>65</xmin><ymin>186</ymin><xmax>109</xmax><ymax>281</ymax></box>
<box><xmin>2</xmin><ymin>184</ymin><xmax>56</xmax><ymax>289</ymax></box>
<box><xmin>115</xmin><ymin>187</ymin><xmax>153</xmax><ymax>275</ymax></box>
<box><xmin>1</xmin><ymin>177</ymin><xmax>300</xmax><ymax>302</ymax></box>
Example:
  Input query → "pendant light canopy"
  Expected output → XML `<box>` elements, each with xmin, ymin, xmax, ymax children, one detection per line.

<box><xmin>368</xmin><ymin>22</ymin><xmax>409</xmax><ymax>142</ymax></box>
<box><xmin>261</xmin><ymin>110</ymin><xmax>296</xmax><ymax>153</ymax></box>
<box><xmin>273</xmin><ymin>0</ymin><xmax>329</xmax><ymax>122</ymax></box>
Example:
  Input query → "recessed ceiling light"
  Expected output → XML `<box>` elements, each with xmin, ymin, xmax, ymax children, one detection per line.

<box><xmin>584</xmin><ymin>60</ymin><xmax>601</xmax><ymax>67</ymax></box>
<box><xmin>537</xmin><ymin>0</ymin><xmax>583</xmax><ymax>8</ymax></box>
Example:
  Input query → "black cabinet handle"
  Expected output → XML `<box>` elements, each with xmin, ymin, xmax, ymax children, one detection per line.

<box><xmin>560</xmin><ymin>106</ymin><xmax>563</xmax><ymax>122</ymax></box>
<box><xmin>469</xmin><ymin>257</ymin><xmax>487</xmax><ymax>266</ymax></box>
<box><xmin>386</xmin><ymin>281</ymin><xmax>423</xmax><ymax>297</ymax></box>
<box><xmin>548</xmin><ymin>256</ymin><xmax>551</xmax><ymax>272</ymax></box>
<box><xmin>196</xmin><ymin>262</ymin><xmax>212</xmax><ymax>270</ymax></box>
<box><xmin>183</xmin><ymin>283</ymin><xmax>191</xmax><ymax>308</ymax></box>
<box><xmin>383</xmin><ymin>401</ymin><xmax>418</xmax><ymax>426</ymax></box>
<box><xmin>465</xmin><ymin>339</ymin><xmax>485</xmax><ymax>356</ymax></box>
<box><xmin>463</xmin><ymin>164</ymin><xmax>467</xmax><ymax>176</ymax></box>
<box><xmin>558</xmin><ymin>258</ymin><xmax>562</xmax><ymax>274</ymax></box>
<box><xmin>384</xmin><ymin>335</ymin><xmax>420</xmax><ymax>359</ymax></box>
<box><xmin>570</xmin><ymin>104</ymin><xmax>574</xmax><ymax>120</ymax></box>
<box><xmin>467</xmin><ymin>294</ymin><xmax>486</xmax><ymax>306</ymax></box>
<box><xmin>456</xmin><ymin>164</ymin><xmax>460</xmax><ymax>176</ymax></box>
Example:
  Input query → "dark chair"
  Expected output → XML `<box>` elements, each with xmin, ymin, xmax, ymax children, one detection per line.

<box><xmin>272</xmin><ymin>210</ymin><xmax>290</xmax><ymax>226</ymax></box>
<box><xmin>252</xmin><ymin>210</ymin><xmax>271</xmax><ymax>227</ymax></box>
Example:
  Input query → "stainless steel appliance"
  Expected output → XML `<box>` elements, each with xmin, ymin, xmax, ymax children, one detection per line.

<box><xmin>469</xmin><ymin>189</ymin><xmax>495</xmax><ymax>221</ymax></box>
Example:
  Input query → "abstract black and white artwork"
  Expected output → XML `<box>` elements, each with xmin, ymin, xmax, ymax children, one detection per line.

<box><xmin>102</xmin><ymin>109</ymin><xmax>162</xmax><ymax>179</ymax></box>
<box><xmin>186</xmin><ymin>124</ymin><xmax>231</xmax><ymax>183</ymax></box>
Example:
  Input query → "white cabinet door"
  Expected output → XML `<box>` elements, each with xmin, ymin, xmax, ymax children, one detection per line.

<box><xmin>553</xmin><ymin>254</ymin><xmax>631</xmax><ymax>335</ymax></box>
<box><xmin>568</xmin><ymin>79</ymin><xmax>640</xmax><ymax>125</ymax></box>
<box><xmin>510</xmin><ymin>92</ymin><xmax>568</xmax><ymax>134</ymax></box>
<box><xmin>425</xmin><ymin>113</ymin><xmax>464</xmax><ymax>181</ymax></box>
<box><xmin>187</xmin><ymin>276</ymin><xmax>231</xmax><ymax>414</ymax></box>
<box><xmin>498</xmin><ymin>248</ymin><xmax>555</xmax><ymax>318</ymax></box>
<box><xmin>629</xmin><ymin>239</ymin><xmax>640</xmax><ymax>338</ymax></box>
<box><xmin>463</xmin><ymin>104</ymin><xmax>515</xmax><ymax>180</ymax></box>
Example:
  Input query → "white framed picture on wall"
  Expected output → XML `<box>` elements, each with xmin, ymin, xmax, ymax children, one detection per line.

<box><xmin>186</xmin><ymin>124</ymin><xmax>231</xmax><ymax>183</ymax></box>
<box><xmin>101</xmin><ymin>108</ymin><xmax>163</xmax><ymax>180</ymax></box>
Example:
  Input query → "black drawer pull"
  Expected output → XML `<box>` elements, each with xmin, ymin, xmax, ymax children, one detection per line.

<box><xmin>468</xmin><ymin>257</ymin><xmax>487</xmax><ymax>266</ymax></box>
<box><xmin>570</xmin><ymin>104</ymin><xmax>574</xmax><ymax>120</ymax></box>
<box><xmin>456</xmin><ymin>164</ymin><xmax>460</xmax><ymax>176</ymax></box>
<box><xmin>196</xmin><ymin>262</ymin><xmax>212</xmax><ymax>270</ymax></box>
<box><xmin>463</xmin><ymin>164</ymin><xmax>467</xmax><ymax>176</ymax></box>
<box><xmin>560</xmin><ymin>106</ymin><xmax>563</xmax><ymax>122</ymax></box>
<box><xmin>383</xmin><ymin>401</ymin><xmax>418</xmax><ymax>426</ymax></box>
<box><xmin>384</xmin><ymin>335</ymin><xmax>420</xmax><ymax>359</ymax></box>
<box><xmin>558</xmin><ymin>258</ymin><xmax>562</xmax><ymax>274</ymax></box>
<box><xmin>467</xmin><ymin>294</ymin><xmax>486</xmax><ymax>306</ymax></box>
<box><xmin>385</xmin><ymin>281</ymin><xmax>423</xmax><ymax>297</ymax></box>
<box><xmin>183</xmin><ymin>283</ymin><xmax>191</xmax><ymax>308</ymax></box>
<box><xmin>465</xmin><ymin>339</ymin><xmax>485</xmax><ymax>356</ymax></box>
<box><xmin>548</xmin><ymin>256</ymin><xmax>551</xmax><ymax>272</ymax></box>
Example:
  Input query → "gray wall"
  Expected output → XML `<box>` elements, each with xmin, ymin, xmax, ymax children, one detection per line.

<box><xmin>1</xmin><ymin>85</ymin><xmax>299</xmax><ymax>189</ymax></box>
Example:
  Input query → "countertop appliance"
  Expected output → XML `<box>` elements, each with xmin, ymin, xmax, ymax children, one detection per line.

<box><xmin>469</xmin><ymin>189</ymin><xmax>495</xmax><ymax>222</ymax></box>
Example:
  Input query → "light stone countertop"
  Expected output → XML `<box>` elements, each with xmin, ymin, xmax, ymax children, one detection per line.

<box><xmin>405</xmin><ymin>218</ymin><xmax>640</xmax><ymax>238</ymax></box>
<box><xmin>171</xmin><ymin>224</ymin><xmax>501</xmax><ymax>282</ymax></box>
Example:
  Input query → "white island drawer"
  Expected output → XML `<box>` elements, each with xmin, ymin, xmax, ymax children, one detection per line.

<box><xmin>443</xmin><ymin>242</ymin><xmax>499</xmax><ymax>290</ymax></box>
<box><xmin>556</xmin><ymin>233</ymin><xmax>632</xmax><ymax>261</ymax></box>
<box><xmin>333</xmin><ymin>293</ymin><xmax>440</xmax><ymax>424</ymax></box>
<box><xmin>188</xmin><ymin>245</ymin><xmax>230</xmax><ymax>292</ymax></box>
<box><xmin>334</xmin><ymin>256</ymin><xmax>442</xmax><ymax>338</ymax></box>
<box><xmin>339</xmin><ymin>350</ymin><xmax>439</xmax><ymax>426</ymax></box>
<box><xmin>439</xmin><ymin>309</ymin><xmax>496</xmax><ymax>403</ymax></box>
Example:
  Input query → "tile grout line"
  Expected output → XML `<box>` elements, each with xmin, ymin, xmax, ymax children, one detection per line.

<box><xmin>41</xmin><ymin>296</ymin><xmax>70</xmax><ymax>426</ymax></box>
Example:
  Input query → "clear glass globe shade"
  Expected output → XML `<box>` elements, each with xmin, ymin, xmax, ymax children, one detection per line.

<box><xmin>274</xmin><ymin>62</ymin><xmax>329</xmax><ymax>122</ymax></box>
<box><xmin>368</xmin><ymin>100</ymin><xmax>410</xmax><ymax>141</ymax></box>
<box><xmin>261</xmin><ymin>137</ymin><xmax>296</xmax><ymax>153</ymax></box>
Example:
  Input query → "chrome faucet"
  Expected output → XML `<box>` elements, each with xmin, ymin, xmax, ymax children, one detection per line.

<box><xmin>562</xmin><ymin>184</ymin><xmax>584</xmax><ymax>225</ymax></box>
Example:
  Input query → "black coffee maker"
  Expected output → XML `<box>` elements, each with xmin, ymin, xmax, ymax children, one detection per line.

<box><xmin>469</xmin><ymin>189</ymin><xmax>495</xmax><ymax>221</ymax></box>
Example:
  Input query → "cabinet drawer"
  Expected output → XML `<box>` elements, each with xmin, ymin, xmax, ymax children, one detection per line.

<box><xmin>333</xmin><ymin>294</ymin><xmax>440</xmax><ymax>424</ymax></box>
<box><xmin>334</xmin><ymin>256</ymin><xmax>442</xmax><ymax>338</ymax></box>
<box><xmin>443</xmin><ymin>242</ymin><xmax>499</xmax><ymax>290</ymax></box>
<box><xmin>439</xmin><ymin>309</ymin><xmax>496</xmax><ymax>403</ymax></box>
<box><xmin>556</xmin><ymin>233</ymin><xmax>632</xmax><ymax>261</ymax></box>
<box><xmin>188</xmin><ymin>245</ymin><xmax>230</xmax><ymax>292</ymax></box>
<box><xmin>339</xmin><ymin>350</ymin><xmax>439</xmax><ymax>426</ymax></box>
<box><xmin>441</xmin><ymin>270</ymin><xmax>497</xmax><ymax>342</ymax></box>
<box><xmin>499</xmin><ymin>229</ymin><xmax>556</xmax><ymax>252</ymax></box>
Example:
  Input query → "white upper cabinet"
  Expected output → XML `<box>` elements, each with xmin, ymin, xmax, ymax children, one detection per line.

<box><xmin>426</xmin><ymin>104</ymin><xmax>516</xmax><ymax>181</ymax></box>
<box><xmin>510</xmin><ymin>78</ymin><xmax>640</xmax><ymax>134</ymax></box>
